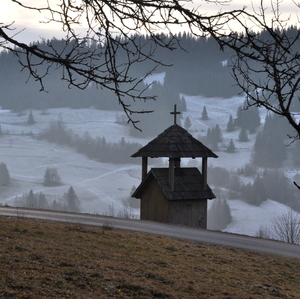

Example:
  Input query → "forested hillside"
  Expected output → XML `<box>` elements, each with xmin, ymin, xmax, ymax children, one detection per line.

<box><xmin>0</xmin><ymin>33</ymin><xmax>237</xmax><ymax>112</ymax></box>
<box><xmin>2</xmin><ymin>28</ymin><xmax>300</xmax><ymax>112</ymax></box>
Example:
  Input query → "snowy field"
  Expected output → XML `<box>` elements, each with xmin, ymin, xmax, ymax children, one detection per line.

<box><xmin>0</xmin><ymin>92</ymin><xmax>297</xmax><ymax>237</ymax></box>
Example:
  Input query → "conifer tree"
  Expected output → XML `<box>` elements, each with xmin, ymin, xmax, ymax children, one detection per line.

<box><xmin>213</xmin><ymin>124</ymin><xmax>222</xmax><ymax>143</ymax></box>
<box><xmin>37</xmin><ymin>192</ymin><xmax>48</xmax><ymax>209</ymax></box>
<box><xmin>235</xmin><ymin>106</ymin><xmax>244</xmax><ymax>127</ymax></box>
<box><xmin>27</xmin><ymin>189</ymin><xmax>36</xmax><ymax>208</ymax></box>
<box><xmin>252</xmin><ymin>175</ymin><xmax>267</xmax><ymax>206</ymax></box>
<box><xmin>226</xmin><ymin>138</ymin><xmax>236</xmax><ymax>153</ymax></box>
<box><xmin>206</xmin><ymin>125</ymin><xmax>222</xmax><ymax>150</ymax></box>
<box><xmin>248</xmin><ymin>106</ymin><xmax>261</xmax><ymax>133</ymax></box>
<box><xmin>27</xmin><ymin>110</ymin><xmax>35</xmax><ymax>125</ymax></box>
<box><xmin>226</xmin><ymin>115</ymin><xmax>235</xmax><ymax>132</ymax></box>
<box><xmin>65</xmin><ymin>186</ymin><xmax>80</xmax><ymax>213</ymax></box>
<box><xmin>253</xmin><ymin>114</ymin><xmax>287</xmax><ymax>168</ymax></box>
<box><xmin>179</xmin><ymin>96</ymin><xmax>187</xmax><ymax>112</ymax></box>
<box><xmin>235</xmin><ymin>103</ymin><xmax>260</xmax><ymax>132</ymax></box>
<box><xmin>201</xmin><ymin>106</ymin><xmax>209</xmax><ymax>120</ymax></box>
<box><xmin>184</xmin><ymin>116</ymin><xmax>192</xmax><ymax>130</ymax></box>
<box><xmin>205</xmin><ymin>128</ymin><xmax>211</xmax><ymax>144</ymax></box>
<box><xmin>0</xmin><ymin>162</ymin><xmax>10</xmax><ymax>186</ymax></box>
<box><xmin>238</xmin><ymin>127</ymin><xmax>249</xmax><ymax>142</ymax></box>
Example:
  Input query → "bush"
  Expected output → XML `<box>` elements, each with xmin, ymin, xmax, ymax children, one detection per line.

<box><xmin>208</xmin><ymin>198</ymin><xmax>232</xmax><ymax>230</ymax></box>
<box><xmin>257</xmin><ymin>210</ymin><xmax>300</xmax><ymax>244</ymax></box>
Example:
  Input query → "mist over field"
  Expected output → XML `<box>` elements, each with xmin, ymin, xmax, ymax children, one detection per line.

<box><xmin>0</xmin><ymin>33</ymin><xmax>299</xmax><ymax>239</ymax></box>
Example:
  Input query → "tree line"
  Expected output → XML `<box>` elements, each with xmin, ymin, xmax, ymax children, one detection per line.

<box><xmin>2</xmin><ymin>29</ymin><xmax>299</xmax><ymax>115</ymax></box>
<box><xmin>207</xmin><ymin>165</ymin><xmax>298</xmax><ymax>211</ymax></box>
<box><xmin>14</xmin><ymin>186</ymin><xmax>80</xmax><ymax>213</ymax></box>
<box><xmin>38</xmin><ymin>120</ymin><xmax>142</xmax><ymax>164</ymax></box>
<box><xmin>197</xmin><ymin>102</ymin><xmax>299</xmax><ymax>169</ymax></box>
<box><xmin>0</xmin><ymin>33</ymin><xmax>236</xmax><ymax>112</ymax></box>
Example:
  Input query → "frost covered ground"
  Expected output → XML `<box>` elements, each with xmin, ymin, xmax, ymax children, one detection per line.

<box><xmin>0</xmin><ymin>91</ymin><xmax>297</xmax><ymax>237</ymax></box>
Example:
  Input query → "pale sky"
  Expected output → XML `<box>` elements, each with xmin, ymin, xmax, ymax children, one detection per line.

<box><xmin>0</xmin><ymin>0</ymin><xmax>298</xmax><ymax>44</ymax></box>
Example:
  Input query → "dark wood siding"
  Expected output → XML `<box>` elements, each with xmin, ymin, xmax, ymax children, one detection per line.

<box><xmin>140</xmin><ymin>177</ymin><xmax>208</xmax><ymax>228</ymax></box>
<box><xmin>169</xmin><ymin>200</ymin><xmax>207</xmax><ymax>228</ymax></box>
<box><xmin>140</xmin><ymin>178</ymin><xmax>169</xmax><ymax>223</ymax></box>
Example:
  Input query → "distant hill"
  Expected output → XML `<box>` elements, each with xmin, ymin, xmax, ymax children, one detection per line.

<box><xmin>0</xmin><ymin>34</ymin><xmax>238</xmax><ymax>112</ymax></box>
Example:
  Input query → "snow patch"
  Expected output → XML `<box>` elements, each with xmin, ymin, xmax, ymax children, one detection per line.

<box><xmin>143</xmin><ymin>72</ymin><xmax>166</xmax><ymax>86</ymax></box>
<box><xmin>223</xmin><ymin>199</ymin><xmax>291</xmax><ymax>236</ymax></box>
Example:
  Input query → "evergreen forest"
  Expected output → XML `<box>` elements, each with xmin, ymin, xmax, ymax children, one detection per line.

<box><xmin>0</xmin><ymin>33</ymin><xmax>239</xmax><ymax>113</ymax></box>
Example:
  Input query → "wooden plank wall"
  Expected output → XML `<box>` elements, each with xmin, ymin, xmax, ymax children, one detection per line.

<box><xmin>140</xmin><ymin>176</ymin><xmax>208</xmax><ymax>228</ymax></box>
<box><xmin>140</xmin><ymin>178</ymin><xmax>169</xmax><ymax>223</ymax></box>
<box><xmin>169</xmin><ymin>200</ymin><xmax>207</xmax><ymax>228</ymax></box>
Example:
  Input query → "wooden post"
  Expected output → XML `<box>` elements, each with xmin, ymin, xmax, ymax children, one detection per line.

<box><xmin>202</xmin><ymin>157</ymin><xmax>207</xmax><ymax>189</ymax></box>
<box><xmin>168</xmin><ymin>158</ymin><xmax>175</xmax><ymax>191</ymax></box>
<box><xmin>142</xmin><ymin>157</ymin><xmax>148</xmax><ymax>180</ymax></box>
<box><xmin>175</xmin><ymin>158</ymin><xmax>181</xmax><ymax>168</ymax></box>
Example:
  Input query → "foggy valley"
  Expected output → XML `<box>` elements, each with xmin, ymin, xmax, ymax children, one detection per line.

<box><xmin>0</xmin><ymin>93</ymin><xmax>299</xmax><ymax>240</ymax></box>
<box><xmin>0</xmin><ymin>33</ymin><xmax>300</xmax><ymax>243</ymax></box>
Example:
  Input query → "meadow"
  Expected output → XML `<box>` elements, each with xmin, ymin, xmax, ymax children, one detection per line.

<box><xmin>1</xmin><ymin>216</ymin><xmax>300</xmax><ymax>298</ymax></box>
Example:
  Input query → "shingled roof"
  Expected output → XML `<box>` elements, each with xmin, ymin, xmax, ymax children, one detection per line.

<box><xmin>131</xmin><ymin>124</ymin><xmax>218</xmax><ymax>158</ymax></box>
<box><xmin>132</xmin><ymin>167</ymin><xmax>215</xmax><ymax>200</ymax></box>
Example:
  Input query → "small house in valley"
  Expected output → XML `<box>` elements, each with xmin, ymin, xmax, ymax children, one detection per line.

<box><xmin>131</xmin><ymin>105</ymin><xmax>218</xmax><ymax>229</ymax></box>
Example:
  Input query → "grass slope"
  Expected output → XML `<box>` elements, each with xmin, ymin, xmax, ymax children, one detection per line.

<box><xmin>1</xmin><ymin>217</ymin><xmax>300</xmax><ymax>298</ymax></box>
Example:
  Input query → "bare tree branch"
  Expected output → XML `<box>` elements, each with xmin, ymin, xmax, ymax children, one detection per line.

<box><xmin>214</xmin><ymin>1</ymin><xmax>300</xmax><ymax>141</ymax></box>
<box><xmin>294</xmin><ymin>181</ymin><xmax>300</xmax><ymax>190</ymax></box>
<box><xmin>0</xmin><ymin>0</ymin><xmax>245</xmax><ymax>128</ymax></box>
<box><xmin>1</xmin><ymin>0</ymin><xmax>300</xmax><ymax>136</ymax></box>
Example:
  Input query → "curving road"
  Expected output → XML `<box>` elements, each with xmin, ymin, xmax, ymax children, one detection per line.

<box><xmin>0</xmin><ymin>206</ymin><xmax>299</xmax><ymax>259</ymax></box>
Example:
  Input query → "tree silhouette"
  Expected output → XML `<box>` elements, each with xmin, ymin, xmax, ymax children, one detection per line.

<box><xmin>213</xmin><ymin>124</ymin><xmax>222</xmax><ymax>143</ymax></box>
<box><xmin>208</xmin><ymin>199</ymin><xmax>232</xmax><ymax>230</ymax></box>
<box><xmin>43</xmin><ymin>167</ymin><xmax>62</xmax><ymax>186</ymax></box>
<box><xmin>253</xmin><ymin>114</ymin><xmax>287</xmax><ymax>168</ymax></box>
<box><xmin>238</xmin><ymin>127</ymin><xmax>249</xmax><ymax>142</ymax></box>
<box><xmin>27</xmin><ymin>110</ymin><xmax>36</xmax><ymax>125</ymax></box>
<box><xmin>27</xmin><ymin>189</ymin><xmax>36</xmax><ymax>208</ymax></box>
<box><xmin>226</xmin><ymin>115</ymin><xmax>235</xmax><ymax>132</ymax></box>
<box><xmin>201</xmin><ymin>106</ymin><xmax>209</xmax><ymax>120</ymax></box>
<box><xmin>226</xmin><ymin>139</ymin><xmax>236</xmax><ymax>153</ymax></box>
<box><xmin>0</xmin><ymin>162</ymin><xmax>10</xmax><ymax>186</ymax></box>
<box><xmin>184</xmin><ymin>116</ymin><xmax>192</xmax><ymax>130</ymax></box>
<box><xmin>267</xmin><ymin>210</ymin><xmax>300</xmax><ymax>244</ymax></box>
<box><xmin>235</xmin><ymin>104</ymin><xmax>260</xmax><ymax>132</ymax></box>
<box><xmin>65</xmin><ymin>186</ymin><xmax>80</xmax><ymax>213</ymax></box>
<box><xmin>251</xmin><ymin>175</ymin><xmax>267</xmax><ymax>206</ymax></box>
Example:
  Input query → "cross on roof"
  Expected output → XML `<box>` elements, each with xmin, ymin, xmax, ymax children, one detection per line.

<box><xmin>170</xmin><ymin>104</ymin><xmax>181</xmax><ymax>125</ymax></box>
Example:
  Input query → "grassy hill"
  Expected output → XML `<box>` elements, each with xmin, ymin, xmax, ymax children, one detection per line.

<box><xmin>1</xmin><ymin>217</ymin><xmax>300</xmax><ymax>298</ymax></box>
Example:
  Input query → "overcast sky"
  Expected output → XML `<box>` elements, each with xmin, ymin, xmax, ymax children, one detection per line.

<box><xmin>1</xmin><ymin>0</ymin><xmax>298</xmax><ymax>44</ymax></box>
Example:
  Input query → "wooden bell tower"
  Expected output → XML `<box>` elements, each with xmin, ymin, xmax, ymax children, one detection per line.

<box><xmin>131</xmin><ymin>105</ymin><xmax>218</xmax><ymax>228</ymax></box>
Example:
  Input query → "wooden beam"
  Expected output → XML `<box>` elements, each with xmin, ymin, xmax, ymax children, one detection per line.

<box><xmin>175</xmin><ymin>158</ymin><xmax>181</xmax><ymax>168</ymax></box>
<box><xmin>142</xmin><ymin>157</ymin><xmax>148</xmax><ymax>180</ymax></box>
<box><xmin>202</xmin><ymin>157</ymin><xmax>207</xmax><ymax>189</ymax></box>
<box><xmin>168</xmin><ymin>158</ymin><xmax>175</xmax><ymax>191</ymax></box>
